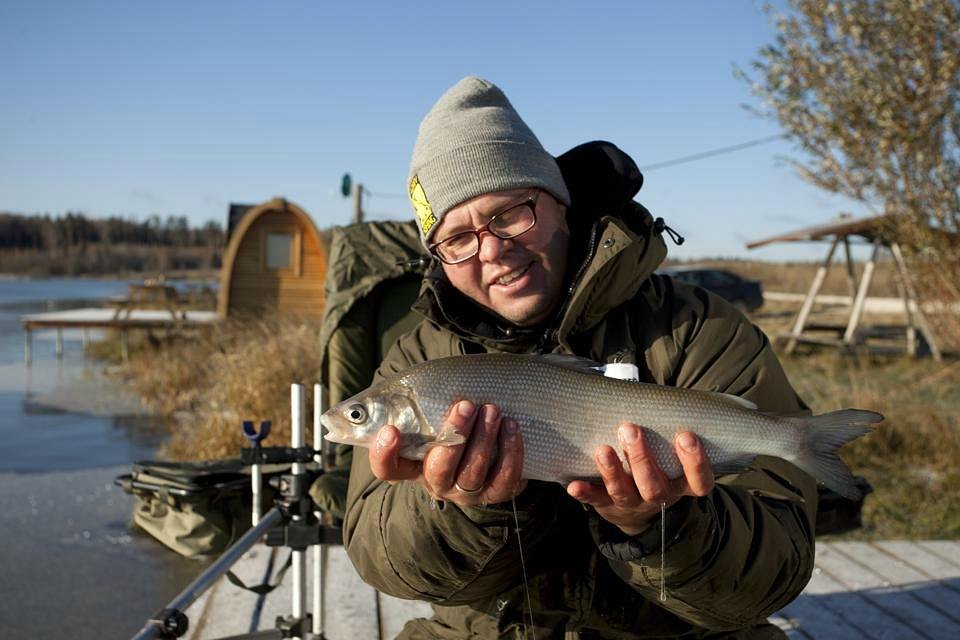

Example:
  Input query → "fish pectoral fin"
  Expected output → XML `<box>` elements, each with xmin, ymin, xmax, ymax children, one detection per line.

<box><xmin>433</xmin><ymin>427</ymin><xmax>467</xmax><ymax>447</ymax></box>
<box><xmin>711</xmin><ymin>454</ymin><xmax>758</xmax><ymax>477</ymax></box>
<box><xmin>399</xmin><ymin>436</ymin><xmax>432</xmax><ymax>460</ymax></box>
<box><xmin>399</xmin><ymin>429</ymin><xmax>467</xmax><ymax>460</ymax></box>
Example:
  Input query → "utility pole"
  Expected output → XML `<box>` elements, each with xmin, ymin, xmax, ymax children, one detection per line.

<box><xmin>352</xmin><ymin>182</ymin><xmax>364</xmax><ymax>224</ymax></box>
<box><xmin>342</xmin><ymin>173</ymin><xmax>364</xmax><ymax>224</ymax></box>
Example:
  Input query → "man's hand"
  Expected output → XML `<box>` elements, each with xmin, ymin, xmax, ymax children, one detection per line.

<box><xmin>566</xmin><ymin>423</ymin><xmax>714</xmax><ymax>536</ymax></box>
<box><xmin>369</xmin><ymin>400</ymin><xmax>527</xmax><ymax>507</ymax></box>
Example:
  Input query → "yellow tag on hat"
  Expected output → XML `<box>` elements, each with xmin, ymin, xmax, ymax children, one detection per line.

<box><xmin>409</xmin><ymin>176</ymin><xmax>437</xmax><ymax>237</ymax></box>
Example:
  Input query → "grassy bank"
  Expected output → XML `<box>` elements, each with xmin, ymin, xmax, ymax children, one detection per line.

<box><xmin>746</xmin><ymin>298</ymin><xmax>960</xmax><ymax>538</ymax></box>
<box><xmin>105</xmin><ymin>314</ymin><xmax>323</xmax><ymax>461</ymax></box>
<box><xmin>106</xmin><ymin>307</ymin><xmax>959</xmax><ymax>539</ymax></box>
<box><xmin>780</xmin><ymin>353</ymin><xmax>960</xmax><ymax>538</ymax></box>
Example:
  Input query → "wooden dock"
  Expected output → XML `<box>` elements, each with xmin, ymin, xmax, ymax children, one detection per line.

<box><xmin>181</xmin><ymin>539</ymin><xmax>960</xmax><ymax>639</ymax></box>
<box><xmin>20</xmin><ymin>308</ymin><xmax>218</xmax><ymax>363</ymax></box>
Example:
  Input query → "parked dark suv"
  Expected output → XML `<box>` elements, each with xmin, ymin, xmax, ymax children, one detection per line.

<box><xmin>658</xmin><ymin>266</ymin><xmax>764</xmax><ymax>312</ymax></box>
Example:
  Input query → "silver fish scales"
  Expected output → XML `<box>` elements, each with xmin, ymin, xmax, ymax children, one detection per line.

<box><xmin>321</xmin><ymin>353</ymin><xmax>881</xmax><ymax>499</ymax></box>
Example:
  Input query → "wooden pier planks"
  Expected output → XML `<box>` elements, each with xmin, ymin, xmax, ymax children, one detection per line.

<box><xmin>777</xmin><ymin>541</ymin><xmax>960</xmax><ymax>640</ymax></box>
<box><xmin>183</xmin><ymin>543</ymin><xmax>431</xmax><ymax>639</ymax></box>
<box><xmin>20</xmin><ymin>307</ymin><xmax>218</xmax><ymax>329</ymax></box>
<box><xmin>183</xmin><ymin>540</ymin><xmax>960</xmax><ymax>639</ymax></box>
<box><xmin>20</xmin><ymin>307</ymin><xmax>217</xmax><ymax>363</ymax></box>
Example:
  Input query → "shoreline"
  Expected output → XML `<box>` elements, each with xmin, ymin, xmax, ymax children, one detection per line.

<box><xmin>0</xmin><ymin>270</ymin><xmax>219</xmax><ymax>282</ymax></box>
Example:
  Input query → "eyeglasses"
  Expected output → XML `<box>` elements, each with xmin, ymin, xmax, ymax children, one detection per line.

<box><xmin>429</xmin><ymin>191</ymin><xmax>540</xmax><ymax>265</ymax></box>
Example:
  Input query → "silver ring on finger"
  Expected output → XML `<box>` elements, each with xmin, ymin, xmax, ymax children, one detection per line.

<box><xmin>455</xmin><ymin>481</ymin><xmax>483</xmax><ymax>495</ymax></box>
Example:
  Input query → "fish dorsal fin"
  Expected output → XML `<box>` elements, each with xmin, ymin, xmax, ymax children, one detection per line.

<box><xmin>715</xmin><ymin>393</ymin><xmax>759</xmax><ymax>411</ymax></box>
<box><xmin>537</xmin><ymin>354</ymin><xmax>605</xmax><ymax>375</ymax></box>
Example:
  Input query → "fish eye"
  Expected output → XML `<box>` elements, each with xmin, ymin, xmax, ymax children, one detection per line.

<box><xmin>346</xmin><ymin>403</ymin><xmax>367</xmax><ymax>424</ymax></box>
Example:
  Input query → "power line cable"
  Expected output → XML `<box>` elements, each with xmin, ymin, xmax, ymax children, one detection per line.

<box><xmin>639</xmin><ymin>134</ymin><xmax>788</xmax><ymax>171</ymax></box>
<box><xmin>357</xmin><ymin>133</ymin><xmax>790</xmax><ymax>200</ymax></box>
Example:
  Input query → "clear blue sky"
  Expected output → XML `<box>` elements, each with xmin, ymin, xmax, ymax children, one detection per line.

<box><xmin>1</xmin><ymin>0</ymin><xmax>868</xmax><ymax>259</ymax></box>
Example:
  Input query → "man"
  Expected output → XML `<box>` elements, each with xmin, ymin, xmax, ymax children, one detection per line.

<box><xmin>343</xmin><ymin>76</ymin><xmax>817</xmax><ymax>639</ymax></box>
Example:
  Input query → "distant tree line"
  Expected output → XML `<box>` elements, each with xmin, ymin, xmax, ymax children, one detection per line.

<box><xmin>0</xmin><ymin>212</ymin><xmax>224</xmax><ymax>250</ymax></box>
<box><xmin>0</xmin><ymin>211</ymin><xmax>225</xmax><ymax>276</ymax></box>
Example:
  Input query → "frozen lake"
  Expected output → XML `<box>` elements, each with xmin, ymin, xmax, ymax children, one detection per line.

<box><xmin>0</xmin><ymin>278</ymin><xmax>208</xmax><ymax>638</ymax></box>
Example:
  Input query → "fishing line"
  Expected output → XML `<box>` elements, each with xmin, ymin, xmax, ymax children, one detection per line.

<box><xmin>660</xmin><ymin>501</ymin><xmax>667</xmax><ymax>602</ymax></box>
<box><xmin>511</xmin><ymin>496</ymin><xmax>537</xmax><ymax>640</ymax></box>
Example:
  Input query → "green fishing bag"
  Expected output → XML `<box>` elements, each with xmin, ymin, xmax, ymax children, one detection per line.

<box><xmin>115</xmin><ymin>458</ymin><xmax>283</xmax><ymax>558</ymax></box>
<box><xmin>311</xmin><ymin>220</ymin><xmax>427</xmax><ymax>519</ymax></box>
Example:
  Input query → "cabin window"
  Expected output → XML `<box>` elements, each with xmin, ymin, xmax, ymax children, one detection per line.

<box><xmin>265</xmin><ymin>232</ymin><xmax>293</xmax><ymax>270</ymax></box>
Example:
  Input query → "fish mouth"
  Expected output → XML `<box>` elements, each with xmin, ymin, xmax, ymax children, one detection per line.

<box><xmin>318</xmin><ymin>414</ymin><xmax>345</xmax><ymax>443</ymax></box>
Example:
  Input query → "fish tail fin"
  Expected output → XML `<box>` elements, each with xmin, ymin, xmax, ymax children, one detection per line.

<box><xmin>792</xmin><ymin>409</ymin><xmax>882</xmax><ymax>500</ymax></box>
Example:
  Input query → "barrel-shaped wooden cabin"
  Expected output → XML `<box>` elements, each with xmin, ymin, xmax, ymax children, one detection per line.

<box><xmin>217</xmin><ymin>198</ymin><xmax>327</xmax><ymax>318</ymax></box>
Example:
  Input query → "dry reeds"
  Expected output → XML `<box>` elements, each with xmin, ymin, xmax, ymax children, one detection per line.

<box><xmin>119</xmin><ymin>314</ymin><xmax>323</xmax><ymax>460</ymax></box>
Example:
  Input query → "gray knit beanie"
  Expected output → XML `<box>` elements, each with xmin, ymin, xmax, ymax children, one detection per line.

<box><xmin>408</xmin><ymin>76</ymin><xmax>571</xmax><ymax>248</ymax></box>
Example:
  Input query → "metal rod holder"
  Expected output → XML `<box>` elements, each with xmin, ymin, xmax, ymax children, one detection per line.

<box><xmin>130</xmin><ymin>508</ymin><xmax>284</xmax><ymax>640</ymax></box>
<box><xmin>129</xmin><ymin>383</ymin><xmax>333</xmax><ymax>640</ymax></box>
<box><xmin>313</xmin><ymin>383</ymin><xmax>325</xmax><ymax>638</ymax></box>
<box><xmin>290</xmin><ymin>383</ymin><xmax>307</xmax><ymax>638</ymax></box>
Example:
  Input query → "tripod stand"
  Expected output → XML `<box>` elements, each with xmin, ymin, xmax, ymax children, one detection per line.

<box><xmin>131</xmin><ymin>383</ymin><xmax>340</xmax><ymax>640</ymax></box>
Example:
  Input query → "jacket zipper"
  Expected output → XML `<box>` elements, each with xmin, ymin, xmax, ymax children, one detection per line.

<box><xmin>536</xmin><ymin>221</ymin><xmax>601</xmax><ymax>354</ymax></box>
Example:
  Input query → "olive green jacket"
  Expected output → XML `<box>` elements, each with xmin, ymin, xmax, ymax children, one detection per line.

<box><xmin>343</xmin><ymin>142</ymin><xmax>817</xmax><ymax>639</ymax></box>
